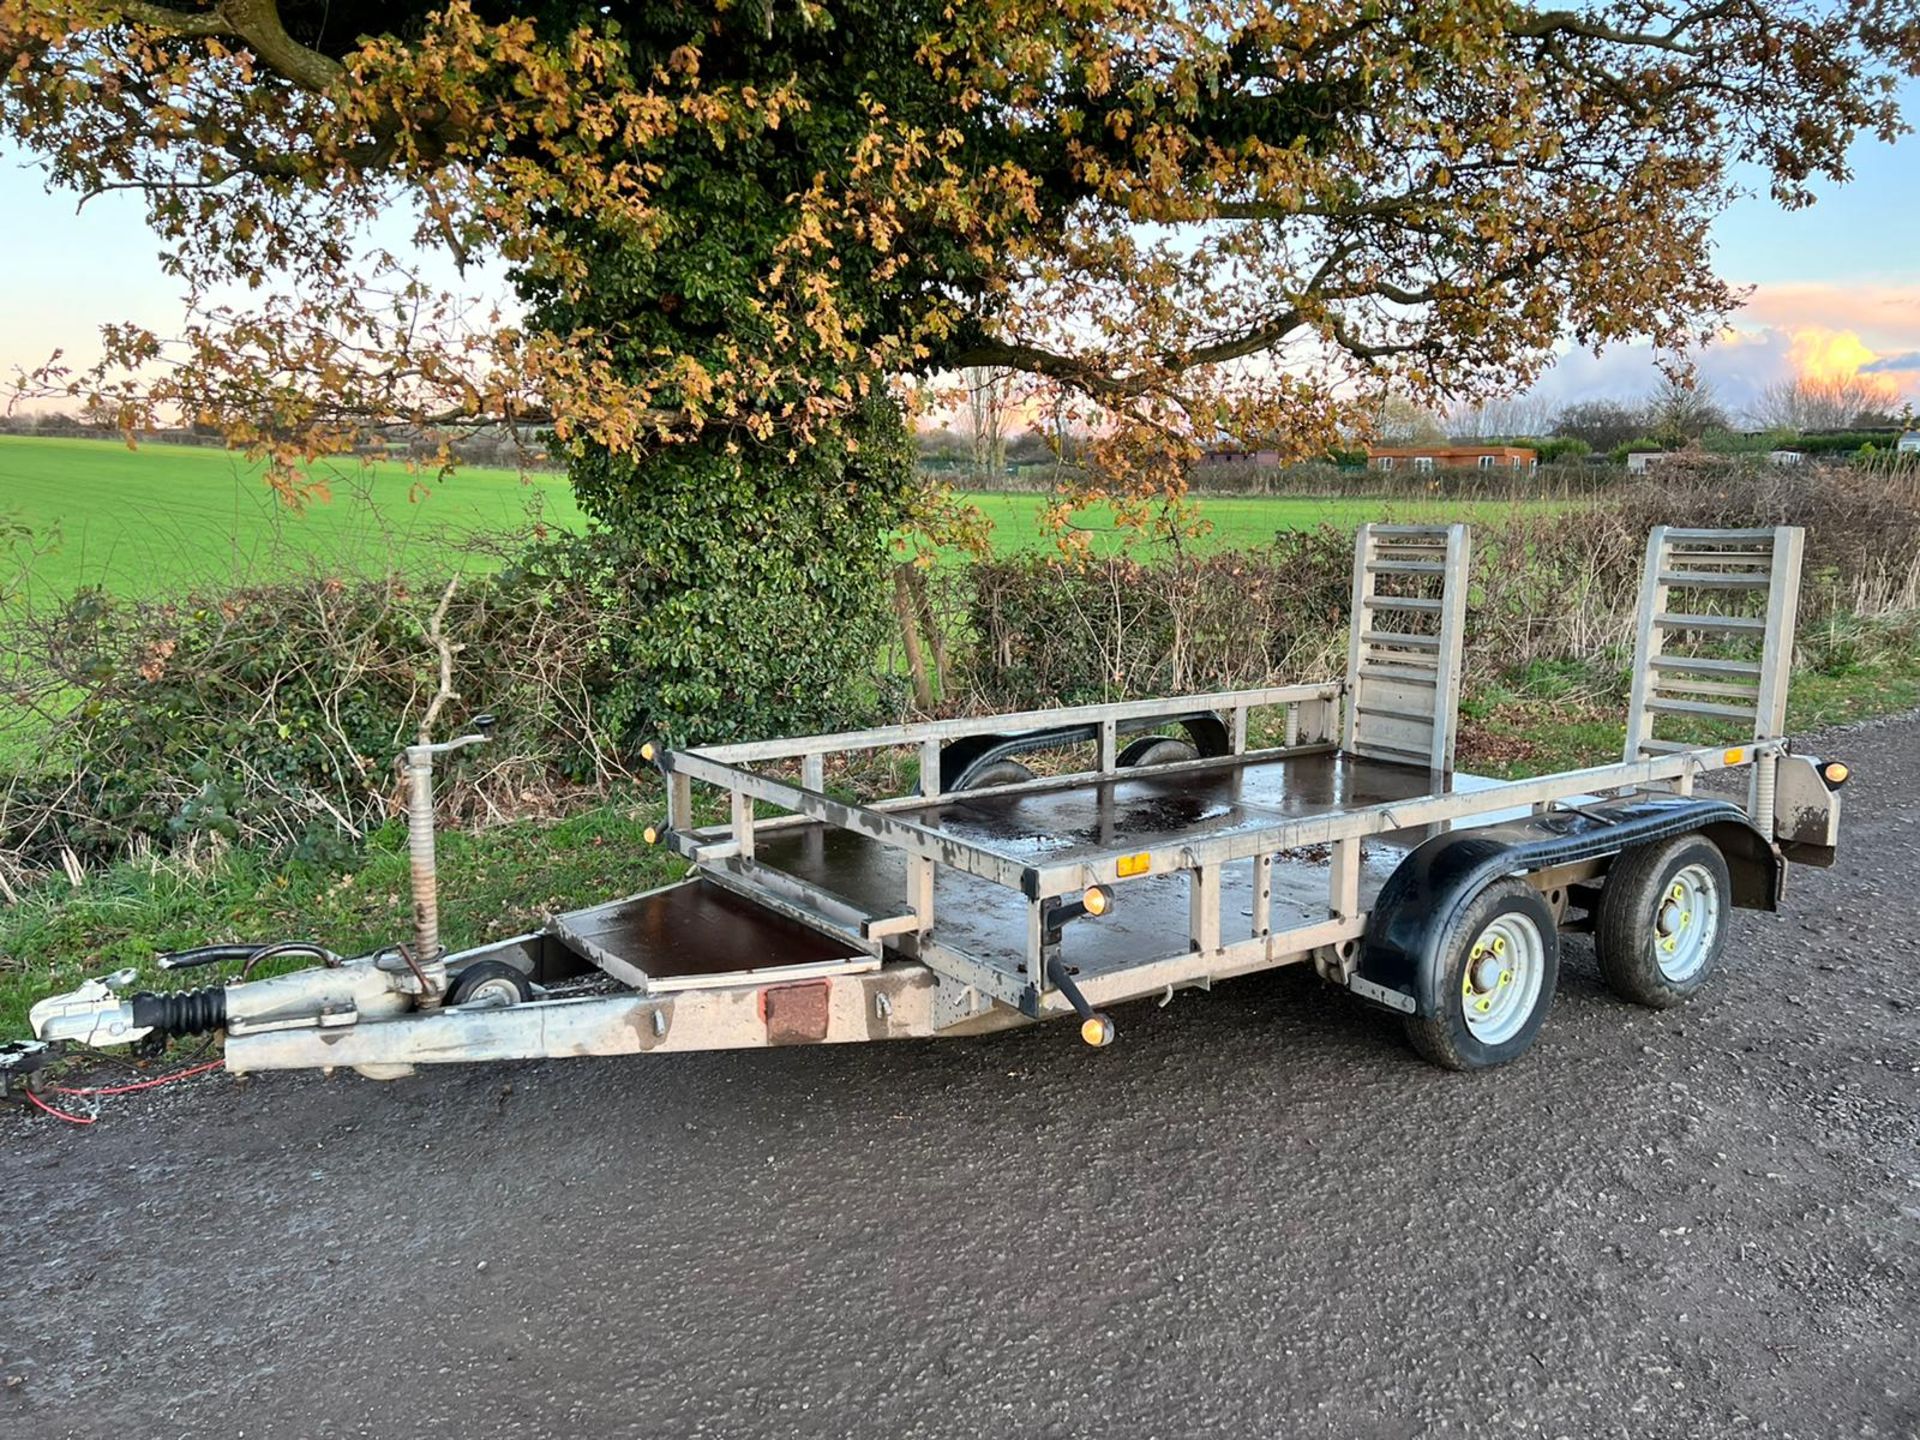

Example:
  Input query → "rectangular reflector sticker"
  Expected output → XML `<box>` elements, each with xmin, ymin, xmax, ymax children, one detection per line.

<box><xmin>1723</xmin><ymin>747</ymin><xmax>1747</xmax><ymax>765</ymax></box>
<box><xmin>1116</xmin><ymin>852</ymin><xmax>1151</xmax><ymax>878</ymax></box>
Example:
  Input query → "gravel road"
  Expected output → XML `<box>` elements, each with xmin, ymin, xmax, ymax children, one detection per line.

<box><xmin>4</xmin><ymin>714</ymin><xmax>1917</xmax><ymax>1440</ymax></box>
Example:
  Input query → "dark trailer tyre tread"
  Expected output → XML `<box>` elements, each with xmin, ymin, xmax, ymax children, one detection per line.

<box><xmin>1404</xmin><ymin>877</ymin><xmax>1560</xmax><ymax>1072</ymax></box>
<box><xmin>1595</xmin><ymin>834</ymin><xmax>1732</xmax><ymax>1009</ymax></box>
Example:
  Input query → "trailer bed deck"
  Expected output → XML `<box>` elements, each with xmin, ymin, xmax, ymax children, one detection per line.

<box><xmin>611</xmin><ymin>751</ymin><xmax>1501</xmax><ymax>990</ymax></box>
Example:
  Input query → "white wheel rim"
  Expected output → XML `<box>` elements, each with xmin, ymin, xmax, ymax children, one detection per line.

<box><xmin>1652</xmin><ymin>862</ymin><xmax>1720</xmax><ymax>982</ymax></box>
<box><xmin>1460</xmin><ymin>911</ymin><xmax>1546</xmax><ymax>1045</ymax></box>
<box><xmin>460</xmin><ymin>977</ymin><xmax>521</xmax><ymax>1008</ymax></box>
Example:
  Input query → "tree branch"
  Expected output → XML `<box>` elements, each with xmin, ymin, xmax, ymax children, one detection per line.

<box><xmin>1508</xmin><ymin>9</ymin><xmax>1705</xmax><ymax>56</ymax></box>
<box><xmin>118</xmin><ymin>0</ymin><xmax>345</xmax><ymax>91</ymax></box>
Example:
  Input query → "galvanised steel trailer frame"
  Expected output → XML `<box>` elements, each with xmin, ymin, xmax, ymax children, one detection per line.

<box><xmin>14</xmin><ymin>524</ymin><xmax>1849</xmax><ymax>1085</ymax></box>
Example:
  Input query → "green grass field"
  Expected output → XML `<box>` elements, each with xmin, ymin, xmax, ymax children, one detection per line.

<box><xmin>955</xmin><ymin>492</ymin><xmax>1549</xmax><ymax>557</ymax></box>
<box><xmin>1</xmin><ymin>435</ymin><xmax>1556</xmax><ymax>600</ymax></box>
<box><xmin>0</xmin><ymin>435</ymin><xmax>584</xmax><ymax>602</ymax></box>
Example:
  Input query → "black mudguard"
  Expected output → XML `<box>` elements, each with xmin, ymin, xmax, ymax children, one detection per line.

<box><xmin>1351</xmin><ymin>796</ymin><xmax>1779</xmax><ymax>1018</ymax></box>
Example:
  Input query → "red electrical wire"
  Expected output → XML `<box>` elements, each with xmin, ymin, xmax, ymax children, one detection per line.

<box><xmin>49</xmin><ymin>1059</ymin><xmax>226</xmax><ymax>1097</ymax></box>
<box><xmin>25</xmin><ymin>1090</ymin><xmax>95</xmax><ymax>1125</ymax></box>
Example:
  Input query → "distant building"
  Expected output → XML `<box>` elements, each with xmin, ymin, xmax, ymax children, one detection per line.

<box><xmin>1768</xmin><ymin>450</ymin><xmax>1806</xmax><ymax>466</ymax></box>
<box><xmin>1626</xmin><ymin>450</ymin><xmax>1676</xmax><ymax>474</ymax></box>
<box><xmin>1196</xmin><ymin>445</ymin><xmax>1284</xmax><ymax>468</ymax></box>
<box><xmin>1899</xmin><ymin>431</ymin><xmax>1920</xmax><ymax>456</ymax></box>
<box><xmin>1366</xmin><ymin>445</ymin><xmax>1536</xmax><ymax>471</ymax></box>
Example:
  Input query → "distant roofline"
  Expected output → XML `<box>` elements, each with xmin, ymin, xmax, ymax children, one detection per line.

<box><xmin>1365</xmin><ymin>444</ymin><xmax>1537</xmax><ymax>457</ymax></box>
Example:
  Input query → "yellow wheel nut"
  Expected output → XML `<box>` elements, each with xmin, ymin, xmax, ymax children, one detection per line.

<box><xmin>1499</xmin><ymin>970</ymin><xmax>1512</xmax><ymax>985</ymax></box>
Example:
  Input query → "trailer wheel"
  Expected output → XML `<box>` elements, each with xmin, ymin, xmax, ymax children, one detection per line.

<box><xmin>1404</xmin><ymin>878</ymin><xmax>1559</xmax><ymax>1071</ymax></box>
<box><xmin>1594</xmin><ymin>835</ymin><xmax>1730</xmax><ymax>1008</ymax></box>
<box><xmin>1115</xmin><ymin>735</ymin><xmax>1198</xmax><ymax>767</ymax></box>
<box><xmin>446</xmin><ymin>960</ymin><xmax>532</xmax><ymax>1009</ymax></box>
<box><xmin>959</xmin><ymin>759</ymin><xmax>1035</xmax><ymax>790</ymax></box>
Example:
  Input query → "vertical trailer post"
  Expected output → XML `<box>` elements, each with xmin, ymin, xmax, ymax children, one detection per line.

<box><xmin>1750</xmin><ymin>528</ymin><xmax>1804</xmax><ymax>822</ymax></box>
<box><xmin>1623</xmin><ymin>525</ymin><xmax>1671</xmax><ymax>767</ymax></box>
<box><xmin>1189</xmin><ymin>865</ymin><xmax>1222</xmax><ymax>956</ymax></box>
<box><xmin>730</xmin><ymin>788</ymin><xmax>756</xmax><ymax>863</ymax></box>
<box><xmin>1251</xmin><ymin>853</ymin><xmax>1273</xmax><ymax>938</ymax></box>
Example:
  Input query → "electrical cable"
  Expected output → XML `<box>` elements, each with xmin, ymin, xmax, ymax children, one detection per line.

<box><xmin>25</xmin><ymin>1090</ymin><xmax>95</xmax><ymax>1125</ymax></box>
<box><xmin>50</xmin><ymin>1059</ymin><xmax>225</xmax><ymax>1097</ymax></box>
<box><xmin>239</xmin><ymin>941</ymin><xmax>340</xmax><ymax>981</ymax></box>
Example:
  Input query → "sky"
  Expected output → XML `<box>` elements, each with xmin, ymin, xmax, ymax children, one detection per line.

<box><xmin>2</xmin><ymin>79</ymin><xmax>1917</xmax><ymax>427</ymax></box>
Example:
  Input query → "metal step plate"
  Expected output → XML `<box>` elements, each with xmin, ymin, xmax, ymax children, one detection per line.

<box><xmin>551</xmin><ymin>878</ymin><xmax>879</xmax><ymax>993</ymax></box>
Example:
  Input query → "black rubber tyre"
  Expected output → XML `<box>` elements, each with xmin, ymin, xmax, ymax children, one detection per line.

<box><xmin>1594</xmin><ymin>834</ymin><xmax>1731</xmax><ymax>1009</ymax></box>
<box><xmin>1116</xmin><ymin>735</ymin><xmax>1199</xmax><ymax>767</ymax></box>
<box><xmin>958</xmin><ymin>759</ymin><xmax>1035</xmax><ymax>790</ymax></box>
<box><xmin>446</xmin><ymin>960</ymin><xmax>533</xmax><ymax>1008</ymax></box>
<box><xmin>1403</xmin><ymin>877</ymin><xmax>1560</xmax><ymax>1071</ymax></box>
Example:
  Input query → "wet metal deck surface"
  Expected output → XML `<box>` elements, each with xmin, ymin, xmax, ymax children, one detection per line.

<box><xmin>754</xmin><ymin>751</ymin><xmax>1504</xmax><ymax>982</ymax></box>
<box><xmin>554</xmin><ymin>877</ymin><xmax>858</xmax><ymax>984</ymax></box>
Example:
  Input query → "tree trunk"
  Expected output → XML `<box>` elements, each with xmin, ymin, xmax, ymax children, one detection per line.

<box><xmin>892</xmin><ymin>563</ymin><xmax>935</xmax><ymax>710</ymax></box>
<box><xmin>906</xmin><ymin>564</ymin><xmax>947</xmax><ymax>702</ymax></box>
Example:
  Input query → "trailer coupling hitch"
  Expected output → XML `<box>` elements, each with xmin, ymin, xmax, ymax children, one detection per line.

<box><xmin>29</xmin><ymin>969</ymin><xmax>226</xmax><ymax>1047</ymax></box>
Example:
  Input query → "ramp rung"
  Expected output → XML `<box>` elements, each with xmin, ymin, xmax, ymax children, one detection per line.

<box><xmin>1357</xmin><ymin>664</ymin><xmax>1438</xmax><ymax>686</ymax></box>
<box><xmin>1366</xmin><ymin>597</ymin><xmax>1443</xmax><ymax>613</ymax></box>
<box><xmin>1360</xmin><ymin>630</ymin><xmax>1441</xmax><ymax>649</ymax></box>
<box><xmin>1350</xmin><ymin>740</ymin><xmax>1435</xmax><ymax>763</ymax></box>
<box><xmin>1653</xmin><ymin>612</ymin><xmax>1767</xmax><ymax>634</ymax></box>
<box><xmin>1366</xmin><ymin>561</ymin><xmax>1445</xmax><ymax>575</ymax></box>
<box><xmin>1664</xmin><ymin>527</ymin><xmax>1778</xmax><ymax>542</ymax></box>
<box><xmin>1647</xmin><ymin>656</ymin><xmax>1763</xmax><ymax>677</ymax></box>
<box><xmin>1355</xmin><ymin>704</ymin><xmax>1434</xmax><ymax>725</ymax></box>
<box><xmin>1654</xmin><ymin>677</ymin><xmax>1759</xmax><ymax>700</ymax></box>
<box><xmin>1646</xmin><ymin>698</ymin><xmax>1759</xmax><ymax>722</ymax></box>
<box><xmin>1658</xmin><ymin>570</ymin><xmax>1770</xmax><ymax>589</ymax></box>
<box><xmin>1665</xmin><ymin>550</ymin><xmax>1774</xmax><ymax>565</ymax></box>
